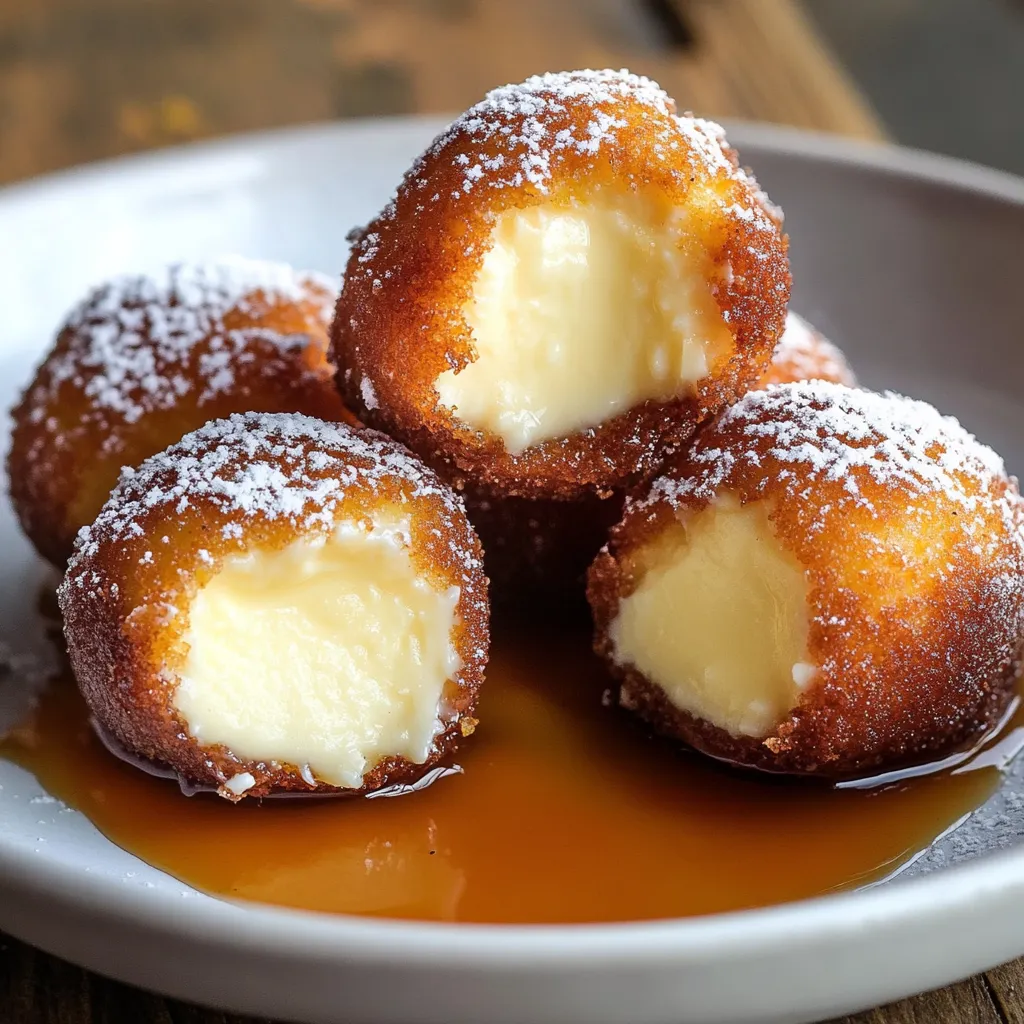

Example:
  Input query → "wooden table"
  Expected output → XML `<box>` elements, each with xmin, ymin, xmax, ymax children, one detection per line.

<box><xmin>0</xmin><ymin>2</ymin><xmax>1016</xmax><ymax>1022</ymax></box>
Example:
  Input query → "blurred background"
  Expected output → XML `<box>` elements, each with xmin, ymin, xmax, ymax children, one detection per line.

<box><xmin>0</xmin><ymin>0</ymin><xmax>1022</xmax><ymax>186</ymax></box>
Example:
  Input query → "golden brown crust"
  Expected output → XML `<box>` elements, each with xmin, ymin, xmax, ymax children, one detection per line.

<box><xmin>58</xmin><ymin>412</ymin><xmax>488</xmax><ymax>799</ymax></box>
<box><xmin>462</xmin><ymin>482</ymin><xmax>623</xmax><ymax>613</ymax></box>
<box><xmin>758</xmin><ymin>311</ymin><xmax>856</xmax><ymax>389</ymax></box>
<box><xmin>588</xmin><ymin>382</ymin><xmax>1024</xmax><ymax>778</ymax></box>
<box><xmin>8</xmin><ymin>259</ymin><xmax>354</xmax><ymax>567</ymax></box>
<box><xmin>333</xmin><ymin>70</ymin><xmax>790</xmax><ymax>498</ymax></box>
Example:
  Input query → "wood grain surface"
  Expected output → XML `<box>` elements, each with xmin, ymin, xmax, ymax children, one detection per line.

<box><xmin>0</xmin><ymin>2</ymin><xmax>1014</xmax><ymax>1023</ymax></box>
<box><xmin>0</xmin><ymin>0</ymin><xmax>884</xmax><ymax>185</ymax></box>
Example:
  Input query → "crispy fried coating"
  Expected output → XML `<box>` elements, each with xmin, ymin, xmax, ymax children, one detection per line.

<box><xmin>589</xmin><ymin>382</ymin><xmax>1024</xmax><ymax>777</ymax></box>
<box><xmin>333</xmin><ymin>69</ymin><xmax>790</xmax><ymax>499</ymax></box>
<box><xmin>759</xmin><ymin>312</ymin><xmax>856</xmax><ymax>388</ymax></box>
<box><xmin>8</xmin><ymin>258</ymin><xmax>353</xmax><ymax>566</ymax></box>
<box><xmin>463</xmin><ymin>483</ymin><xmax>623</xmax><ymax>613</ymax></box>
<box><xmin>59</xmin><ymin>413</ymin><xmax>488</xmax><ymax>800</ymax></box>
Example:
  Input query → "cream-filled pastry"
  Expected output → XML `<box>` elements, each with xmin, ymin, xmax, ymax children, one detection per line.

<box><xmin>588</xmin><ymin>382</ymin><xmax>1024</xmax><ymax>778</ymax></box>
<box><xmin>59</xmin><ymin>412</ymin><xmax>488</xmax><ymax>800</ymax></box>
<box><xmin>433</xmin><ymin>194</ymin><xmax>734</xmax><ymax>454</ymax></box>
<box><xmin>608</xmin><ymin>496</ymin><xmax>811</xmax><ymax>738</ymax></box>
<box><xmin>334</xmin><ymin>68</ymin><xmax>790</xmax><ymax>499</ymax></box>
<box><xmin>8</xmin><ymin>257</ymin><xmax>353</xmax><ymax>567</ymax></box>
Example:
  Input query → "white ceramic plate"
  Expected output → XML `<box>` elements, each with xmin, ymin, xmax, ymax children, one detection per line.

<box><xmin>2</xmin><ymin>118</ymin><xmax>1024</xmax><ymax>1024</ymax></box>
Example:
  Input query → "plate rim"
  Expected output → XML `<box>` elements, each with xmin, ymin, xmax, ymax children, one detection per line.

<box><xmin>3</xmin><ymin>114</ymin><xmax>1024</xmax><ymax>973</ymax></box>
<box><xmin>2</xmin><ymin>114</ymin><xmax>1024</xmax><ymax>209</ymax></box>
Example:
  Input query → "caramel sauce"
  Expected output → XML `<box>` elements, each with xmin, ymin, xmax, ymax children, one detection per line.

<box><xmin>1</xmin><ymin>625</ymin><xmax>1018</xmax><ymax>924</ymax></box>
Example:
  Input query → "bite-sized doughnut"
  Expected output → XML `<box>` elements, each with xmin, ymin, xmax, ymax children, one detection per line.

<box><xmin>334</xmin><ymin>69</ymin><xmax>790</xmax><ymax>499</ymax></box>
<box><xmin>8</xmin><ymin>257</ymin><xmax>352</xmax><ymax>567</ymax></box>
<box><xmin>758</xmin><ymin>312</ymin><xmax>856</xmax><ymax>388</ymax></box>
<box><xmin>463</xmin><ymin>483</ymin><xmax>623</xmax><ymax>612</ymax></box>
<box><xmin>59</xmin><ymin>412</ymin><xmax>488</xmax><ymax>801</ymax></box>
<box><xmin>588</xmin><ymin>382</ymin><xmax>1024</xmax><ymax>778</ymax></box>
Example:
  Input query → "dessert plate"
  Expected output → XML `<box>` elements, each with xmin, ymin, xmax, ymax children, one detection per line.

<box><xmin>2</xmin><ymin>118</ymin><xmax>1024</xmax><ymax>1024</ymax></box>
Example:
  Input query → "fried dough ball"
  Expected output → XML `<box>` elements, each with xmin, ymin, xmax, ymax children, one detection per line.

<box><xmin>759</xmin><ymin>312</ymin><xmax>856</xmax><ymax>388</ymax></box>
<box><xmin>334</xmin><ymin>69</ymin><xmax>790</xmax><ymax>499</ymax></box>
<box><xmin>8</xmin><ymin>258</ymin><xmax>353</xmax><ymax>567</ymax></box>
<box><xmin>588</xmin><ymin>382</ymin><xmax>1024</xmax><ymax>778</ymax></box>
<box><xmin>463</xmin><ymin>483</ymin><xmax>623</xmax><ymax>613</ymax></box>
<box><xmin>59</xmin><ymin>412</ymin><xmax>488</xmax><ymax>801</ymax></box>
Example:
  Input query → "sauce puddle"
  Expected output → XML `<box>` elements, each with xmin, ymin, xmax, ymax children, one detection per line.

<box><xmin>1</xmin><ymin>624</ymin><xmax>1018</xmax><ymax>924</ymax></box>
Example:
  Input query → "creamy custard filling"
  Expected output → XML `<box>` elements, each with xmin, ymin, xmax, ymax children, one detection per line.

<box><xmin>175</xmin><ymin>516</ymin><xmax>462</xmax><ymax>788</ymax></box>
<box><xmin>435</xmin><ymin>193</ymin><xmax>733</xmax><ymax>453</ymax></box>
<box><xmin>609</xmin><ymin>497</ymin><xmax>813</xmax><ymax>738</ymax></box>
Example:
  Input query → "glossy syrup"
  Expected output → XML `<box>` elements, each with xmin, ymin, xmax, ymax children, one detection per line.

<box><xmin>1</xmin><ymin>625</ymin><xmax>1019</xmax><ymax>924</ymax></box>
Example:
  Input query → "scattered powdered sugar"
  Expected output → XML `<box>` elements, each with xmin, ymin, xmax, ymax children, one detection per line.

<box><xmin>433</xmin><ymin>69</ymin><xmax>735</xmax><ymax>194</ymax></box>
<box><xmin>773</xmin><ymin>312</ymin><xmax>854</xmax><ymax>385</ymax></box>
<box><xmin>643</xmin><ymin>382</ymin><xmax>1020</xmax><ymax>535</ymax></box>
<box><xmin>447</xmin><ymin>71</ymin><xmax>656</xmax><ymax>191</ymax></box>
<box><xmin>66</xmin><ymin>412</ymin><xmax>478</xmax><ymax>578</ymax></box>
<box><xmin>360</xmin><ymin>375</ymin><xmax>379</xmax><ymax>410</ymax></box>
<box><xmin>24</xmin><ymin>257</ymin><xmax>335</xmax><ymax>453</ymax></box>
<box><xmin>350</xmin><ymin>70</ymin><xmax>761</xmax><ymax>276</ymax></box>
<box><xmin>628</xmin><ymin>382</ymin><xmax>1024</xmax><ymax>708</ymax></box>
<box><xmin>485</xmin><ymin>68</ymin><xmax>675</xmax><ymax>119</ymax></box>
<box><xmin>438</xmin><ymin>70</ymin><xmax>686</xmax><ymax>192</ymax></box>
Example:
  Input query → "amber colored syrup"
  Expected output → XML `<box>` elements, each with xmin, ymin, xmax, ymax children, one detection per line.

<box><xmin>2</xmin><ymin>624</ymin><xmax>1020</xmax><ymax>925</ymax></box>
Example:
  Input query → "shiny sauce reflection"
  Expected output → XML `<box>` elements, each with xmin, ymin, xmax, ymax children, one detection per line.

<box><xmin>1</xmin><ymin>626</ymin><xmax>1018</xmax><ymax>924</ymax></box>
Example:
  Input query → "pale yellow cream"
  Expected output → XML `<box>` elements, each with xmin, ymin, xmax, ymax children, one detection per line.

<box><xmin>435</xmin><ymin>194</ymin><xmax>733</xmax><ymax>453</ymax></box>
<box><xmin>609</xmin><ymin>498</ymin><xmax>813</xmax><ymax>738</ymax></box>
<box><xmin>175</xmin><ymin>517</ymin><xmax>461</xmax><ymax>789</ymax></box>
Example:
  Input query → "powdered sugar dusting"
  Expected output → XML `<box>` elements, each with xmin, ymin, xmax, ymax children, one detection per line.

<box><xmin>436</xmin><ymin>69</ymin><xmax>735</xmax><ymax>195</ymax></box>
<box><xmin>444</xmin><ymin>70</ymin><xmax>679</xmax><ymax>192</ymax></box>
<box><xmin>65</xmin><ymin>413</ymin><xmax>480</xmax><ymax>589</ymax></box>
<box><xmin>24</xmin><ymin>258</ymin><xmax>335</xmax><ymax>452</ymax></box>
<box><xmin>349</xmin><ymin>69</ymin><xmax>760</xmax><ymax>279</ymax></box>
<box><xmin>360</xmin><ymin>375</ymin><xmax>379</xmax><ymax>410</ymax></box>
<box><xmin>771</xmin><ymin>312</ymin><xmax>855</xmax><ymax>385</ymax></box>
<box><xmin>643</xmin><ymin>382</ymin><xmax>1020</xmax><ymax>540</ymax></box>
